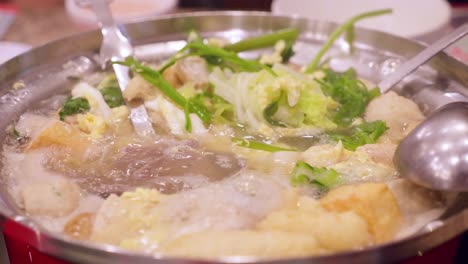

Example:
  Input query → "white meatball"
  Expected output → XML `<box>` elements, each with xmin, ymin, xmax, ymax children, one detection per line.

<box><xmin>22</xmin><ymin>180</ymin><xmax>80</xmax><ymax>217</ymax></box>
<box><xmin>365</xmin><ymin>91</ymin><xmax>424</xmax><ymax>142</ymax></box>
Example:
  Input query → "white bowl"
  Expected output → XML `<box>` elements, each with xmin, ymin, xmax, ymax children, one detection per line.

<box><xmin>0</xmin><ymin>42</ymin><xmax>31</xmax><ymax>64</ymax></box>
<box><xmin>271</xmin><ymin>0</ymin><xmax>451</xmax><ymax>40</ymax></box>
<box><xmin>65</xmin><ymin>0</ymin><xmax>178</xmax><ymax>28</ymax></box>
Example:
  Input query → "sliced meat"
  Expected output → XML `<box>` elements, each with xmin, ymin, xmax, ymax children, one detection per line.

<box><xmin>174</xmin><ymin>57</ymin><xmax>209</xmax><ymax>87</ymax></box>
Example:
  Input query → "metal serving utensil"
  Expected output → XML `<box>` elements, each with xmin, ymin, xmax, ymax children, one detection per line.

<box><xmin>378</xmin><ymin>23</ymin><xmax>468</xmax><ymax>93</ymax></box>
<box><xmin>395</xmin><ymin>102</ymin><xmax>468</xmax><ymax>190</ymax></box>
<box><xmin>79</xmin><ymin>0</ymin><xmax>155</xmax><ymax>137</ymax></box>
<box><xmin>383</xmin><ymin>24</ymin><xmax>468</xmax><ymax>190</ymax></box>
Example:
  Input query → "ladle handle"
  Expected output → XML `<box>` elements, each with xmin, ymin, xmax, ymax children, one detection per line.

<box><xmin>378</xmin><ymin>23</ymin><xmax>468</xmax><ymax>93</ymax></box>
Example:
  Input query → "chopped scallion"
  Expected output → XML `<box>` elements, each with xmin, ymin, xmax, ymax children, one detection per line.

<box><xmin>232</xmin><ymin>138</ymin><xmax>295</xmax><ymax>152</ymax></box>
<box><xmin>224</xmin><ymin>28</ymin><xmax>299</xmax><ymax>53</ymax></box>
<box><xmin>305</xmin><ymin>9</ymin><xmax>392</xmax><ymax>73</ymax></box>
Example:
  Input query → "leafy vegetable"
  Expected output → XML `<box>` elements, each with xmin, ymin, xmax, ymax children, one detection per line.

<box><xmin>159</xmin><ymin>40</ymin><xmax>275</xmax><ymax>75</ymax></box>
<box><xmin>232</xmin><ymin>138</ymin><xmax>295</xmax><ymax>152</ymax></box>
<box><xmin>101</xmin><ymin>86</ymin><xmax>125</xmax><ymax>108</ymax></box>
<box><xmin>292</xmin><ymin>88</ymin><xmax>338</xmax><ymax>129</ymax></box>
<box><xmin>290</xmin><ymin>161</ymin><xmax>340</xmax><ymax>189</ymax></box>
<box><xmin>280</xmin><ymin>40</ymin><xmax>295</xmax><ymax>63</ymax></box>
<box><xmin>97</xmin><ymin>74</ymin><xmax>118</xmax><ymax>90</ymax></box>
<box><xmin>188</xmin><ymin>87</ymin><xmax>234</xmax><ymax>124</ymax></box>
<box><xmin>59</xmin><ymin>97</ymin><xmax>90</xmax><ymax>121</ymax></box>
<box><xmin>328</xmin><ymin>120</ymin><xmax>388</xmax><ymax>151</ymax></box>
<box><xmin>263</xmin><ymin>91</ymin><xmax>287</xmax><ymax>127</ymax></box>
<box><xmin>188</xmin><ymin>41</ymin><xmax>274</xmax><ymax>74</ymax></box>
<box><xmin>116</xmin><ymin>57</ymin><xmax>211</xmax><ymax>128</ymax></box>
<box><xmin>209</xmin><ymin>63</ymin><xmax>338</xmax><ymax>135</ymax></box>
<box><xmin>224</xmin><ymin>28</ymin><xmax>299</xmax><ymax>53</ymax></box>
<box><xmin>305</xmin><ymin>9</ymin><xmax>392</xmax><ymax>73</ymax></box>
<box><xmin>317</xmin><ymin>68</ymin><xmax>380</xmax><ymax>126</ymax></box>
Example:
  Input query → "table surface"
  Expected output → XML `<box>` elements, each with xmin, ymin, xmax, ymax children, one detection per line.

<box><xmin>2</xmin><ymin>4</ymin><xmax>468</xmax><ymax>64</ymax></box>
<box><xmin>3</xmin><ymin>4</ymin><xmax>468</xmax><ymax>45</ymax></box>
<box><xmin>3</xmin><ymin>5</ymin><xmax>83</xmax><ymax>46</ymax></box>
<box><xmin>2</xmin><ymin>4</ymin><xmax>207</xmax><ymax>46</ymax></box>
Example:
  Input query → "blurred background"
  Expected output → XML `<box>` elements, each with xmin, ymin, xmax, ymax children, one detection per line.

<box><xmin>0</xmin><ymin>0</ymin><xmax>467</xmax><ymax>55</ymax></box>
<box><xmin>0</xmin><ymin>0</ymin><xmax>468</xmax><ymax>263</ymax></box>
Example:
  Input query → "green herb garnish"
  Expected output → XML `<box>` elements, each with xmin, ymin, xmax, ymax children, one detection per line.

<box><xmin>232</xmin><ymin>138</ymin><xmax>295</xmax><ymax>152</ymax></box>
<box><xmin>305</xmin><ymin>9</ymin><xmax>392</xmax><ymax>73</ymax></box>
<box><xmin>328</xmin><ymin>120</ymin><xmax>388</xmax><ymax>151</ymax></box>
<box><xmin>115</xmin><ymin>57</ymin><xmax>211</xmax><ymax>130</ymax></box>
<box><xmin>317</xmin><ymin>68</ymin><xmax>380</xmax><ymax>126</ymax></box>
<box><xmin>224</xmin><ymin>28</ymin><xmax>299</xmax><ymax>53</ymax></box>
<box><xmin>263</xmin><ymin>91</ymin><xmax>287</xmax><ymax>127</ymax></box>
<box><xmin>280</xmin><ymin>40</ymin><xmax>295</xmax><ymax>63</ymax></box>
<box><xmin>97</xmin><ymin>74</ymin><xmax>118</xmax><ymax>90</ymax></box>
<box><xmin>290</xmin><ymin>161</ymin><xmax>340</xmax><ymax>189</ymax></box>
<box><xmin>189</xmin><ymin>87</ymin><xmax>234</xmax><ymax>124</ymax></box>
<box><xmin>58</xmin><ymin>97</ymin><xmax>90</xmax><ymax>121</ymax></box>
<box><xmin>101</xmin><ymin>86</ymin><xmax>125</xmax><ymax>108</ymax></box>
<box><xmin>188</xmin><ymin>41</ymin><xmax>275</xmax><ymax>74</ymax></box>
<box><xmin>159</xmin><ymin>39</ymin><xmax>275</xmax><ymax>75</ymax></box>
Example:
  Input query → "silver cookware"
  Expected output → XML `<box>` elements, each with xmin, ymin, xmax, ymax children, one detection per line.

<box><xmin>1</xmin><ymin>11</ymin><xmax>468</xmax><ymax>264</ymax></box>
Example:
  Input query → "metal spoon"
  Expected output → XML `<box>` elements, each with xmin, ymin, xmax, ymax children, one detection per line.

<box><xmin>395</xmin><ymin>102</ymin><xmax>468</xmax><ymax>191</ymax></box>
<box><xmin>80</xmin><ymin>0</ymin><xmax>155</xmax><ymax>137</ymax></box>
<box><xmin>379</xmin><ymin>23</ymin><xmax>468</xmax><ymax>93</ymax></box>
<box><xmin>384</xmin><ymin>24</ymin><xmax>468</xmax><ymax>190</ymax></box>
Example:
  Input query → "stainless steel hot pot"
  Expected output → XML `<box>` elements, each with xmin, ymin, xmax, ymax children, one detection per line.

<box><xmin>1</xmin><ymin>11</ymin><xmax>468</xmax><ymax>264</ymax></box>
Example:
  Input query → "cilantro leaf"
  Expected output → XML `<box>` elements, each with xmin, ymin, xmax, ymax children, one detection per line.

<box><xmin>59</xmin><ymin>97</ymin><xmax>90</xmax><ymax>121</ymax></box>
<box><xmin>101</xmin><ymin>86</ymin><xmax>125</xmax><ymax>108</ymax></box>
<box><xmin>328</xmin><ymin>120</ymin><xmax>389</xmax><ymax>151</ymax></box>
<box><xmin>317</xmin><ymin>68</ymin><xmax>380</xmax><ymax>126</ymax></box>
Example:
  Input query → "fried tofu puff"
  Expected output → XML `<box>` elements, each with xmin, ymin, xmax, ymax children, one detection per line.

<box><xmin>161</xmin><ymin>230</ymin><xmax>324</xmax><ymax>258</ymax></box>
<box><xmin>258</xmin><ymin>183</ymin><xmax>401</xmax><ymax>253</ymax></box>
<box><xmin>321</xmin><ymin>183</ymin><xmax>401</xmax><ymax>243</ymax></box>
<box><xmin>257</xmin><ymin>196</ymin><xmax>371</xmax><ymax>251</ymax></box>
<box><xmin>161</xmin><ymin>183</ymin><xmax>401</xmax><ymax>258</ymax></box>
<box><xmin>25</xmin><ymin>118</ymin><xmax>91</xmax><ymax>156</ymax></box>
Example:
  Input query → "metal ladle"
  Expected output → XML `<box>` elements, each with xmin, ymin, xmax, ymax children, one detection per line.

<box><xmin>78</xmin><ymin>0</ymin><xmax>155</xmax><ymax>137</ymax></box>
<box><xmin>381</xmin><ymin>23</ymin><xmax>468</xmax><ymax>190</ymax></box>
